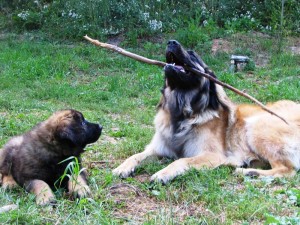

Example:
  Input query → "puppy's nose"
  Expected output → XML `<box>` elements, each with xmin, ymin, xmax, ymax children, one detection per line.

<box><xmin>167</xmin><ymin>40</ymin><xmax>179</xmax><ymax>46</ymax></box>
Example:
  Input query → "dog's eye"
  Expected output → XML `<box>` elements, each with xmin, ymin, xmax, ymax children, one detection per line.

<box><xmin>81</xmin><ymin>120</ymin><xmax>86</xmax><ymax>126</ymax></box>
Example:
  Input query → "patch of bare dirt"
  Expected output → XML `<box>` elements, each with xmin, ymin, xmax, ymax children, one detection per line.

<box><xmin>211</xmin><ymin>38</ymin><xmax>232</xmax><ymax>55</ymax></box>
<box><xmin>254</xmin><ymin>53</ymin><xmax>270</xmax><ymax>67</ymax></box>
<box><xmin>134</xmin><ymin>174</ymin><xmax>151</xmax><ymax>183</ymax></box>
<box><xmin>108</xmin><ymin>183</ymin><xmax>209</xmax><ymax>224</ymax></box>
<box><xmin>287</xmin><ymin>37</ymin><xmax>300</xmax><ymax>55</ymax></box>
<box><xmin>87</xmin><ymin>159</ymin><xmax>120</xmax><ymax>169</ymax></box>
<box><xmin>100</xmin><ymin>135</ymin><xmax>119</xmax><ymax>145</ymax></box>
<box><xmin>107</xmin><ymin>35</ymin><xmax>125</xmax><ymax>46</ymax></box>
<box><xmin>289</xmin><ymin>46</ymin><xmax>300</xmax><ymax>55</ymax></box>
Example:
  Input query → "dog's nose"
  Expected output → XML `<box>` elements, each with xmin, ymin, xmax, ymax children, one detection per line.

<box><xmin>167</xmin><ymin>40</ymin><xmax>179</xmax><ymax>46</ymax></box>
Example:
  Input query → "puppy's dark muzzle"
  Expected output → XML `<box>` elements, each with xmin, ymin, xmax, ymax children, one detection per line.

<box><xmin>86</xmin><ymin>122</ymin><xmax>102</xmax><ymax>144</ymax></box>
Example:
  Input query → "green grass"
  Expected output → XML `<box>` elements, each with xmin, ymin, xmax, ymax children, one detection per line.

<box><xmin>0</xmin><ymin>32</ymin><xmax>300</xmax><ymax>224</ymax></box>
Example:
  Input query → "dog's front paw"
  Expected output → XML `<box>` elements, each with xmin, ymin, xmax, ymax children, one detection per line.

<box><xmin>35</xmin><ymin>187</ymin><xmax>56</xmax><ymax>206</ymax></box>
<box><xmin>235</xmin><ymin>168</ymin><xmax>259</xmax><ymax>177</ymax></box>
<box><xmin>234</xmin><ymin>168</ymin><xmax>244</xmax><ymax>175</ymax></box>
<box><xmin>1</xmin><ymin>174</ymin><xmax>18</xmax><ymax>189</ymax></box>
<box><xmin>150</xmin><ymin>159</ymin><xmax>188</xmax><ymax>184</ymax></box>
<box><xmin>36</xmin><ymin>194</ymin><xmax>56</xmax><ymax>206</ymax></box>
<box><xmin>112</xmin><ymin>162</ymin><xmax>136</xmax><ymax>178</ymax></box>
<box><xmin>150</xmin><ymin>169</ymin><xmax>174</xmax><ymax>184</ymax></box>
<box><xmin>68</xmin><ymin>175</ymin><xmax>91</xmax><ymax>198</ymax></box>
<box><xmin>73</xmin><ymin>185</ymin><xmax>91</xmax><ymax>198</ymax></box>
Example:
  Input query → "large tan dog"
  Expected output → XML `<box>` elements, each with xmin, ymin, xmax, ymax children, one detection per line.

<box><xmin>113</xmin><ymin>40</ymin><xmax>300</xmax><ymax>184</ymax></box>
<box><xmin>0</xmin><ymin>109</ymin><xmax>102</xmax><ymax>205</ymax></box>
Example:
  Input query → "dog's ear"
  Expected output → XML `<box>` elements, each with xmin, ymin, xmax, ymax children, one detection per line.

<box><xmin>55</xmin><ymin>127</ymin><xmax>84</xmax><ymax>147</ymax></box>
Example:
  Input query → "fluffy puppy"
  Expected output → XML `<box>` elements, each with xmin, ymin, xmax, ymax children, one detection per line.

<box><xmin>0</xmin><ymin>109</ymin><xmax>102</xmax><ymax>205</ymax></box>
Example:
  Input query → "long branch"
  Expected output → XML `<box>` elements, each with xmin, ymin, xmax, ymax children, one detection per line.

<box><xmin>84</xmin><ymin>35</ymin><xmax>288</xmax><ymax>124</ymax></box>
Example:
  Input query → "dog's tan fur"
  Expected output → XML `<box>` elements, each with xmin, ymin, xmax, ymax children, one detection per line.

<box><xmin>113</xmin><ymin>40</ymin><xmax>300</xmax><ymax>183</ymax></box>
<box><xmin>114</xmin><ymin>88</ymin><xmax>300</xmax><ymax>183</ymax></box>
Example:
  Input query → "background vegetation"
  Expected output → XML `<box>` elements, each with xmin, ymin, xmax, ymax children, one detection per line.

<box><xmin>1</xmin><ymin>0</ymin><xmax>299</xmax><ymax>42</ymax></box>
<box><xmin>0</xmin><ymin>0</ymin><xmax>300</xmax><ymax>224</ymax></box>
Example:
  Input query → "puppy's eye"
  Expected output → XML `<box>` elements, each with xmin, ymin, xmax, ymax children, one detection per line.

<box><xmin>81</xmin><ymin>120</ymin><xmax>86</xmax><ymax>126</ymax></box>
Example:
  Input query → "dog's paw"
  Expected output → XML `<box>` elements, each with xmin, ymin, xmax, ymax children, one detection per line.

<box><xmin>234</xmin><ymin>168</ymin><xmax>244</xmax><ymax>175</ymax></box>
<box><xmin>234</xmin><ymin>168</ymin><xmax>260</xmax><ymax>178</ymax></box>
<box><xmin>245</xmin><ymin>171</ymin><xmax>260</xmax><ymax>178</ymax></box>
<box><xmin>150</xmin><ymin>159</ymin><xmax>188</xmax><ymax>184</ymax></box>
<box><xmin>150</xmin><ymin>170</ymin><xmax>174</xmax><ymax>184</ymax></box>
<box><xmin>112</xmin><ymin>163</ymin><xmax>135</xmax><ymax>178</ymax></box>
<box><xmin>68</xmin><ymin>177</ymin><xmax>91</xmax><ymax>199</ymax></box>
<box><xmin>73</xmin><ymin>185</ymin><xmax>91</xmax><ymax>198</ymax></box>
<box><xmin>36</xmin><ymin>192</ymin><xmax>56</xmax><ymax>206</ymax></box>
<box><xmin>1</xmin><ymin>175</ymin><xmax>18</xmax><ymax>189</ymax></box>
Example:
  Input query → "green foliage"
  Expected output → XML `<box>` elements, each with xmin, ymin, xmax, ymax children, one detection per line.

<box><xmin>55</xmin><ymin>156</ymin><xmax>86</xmax><ymax>189</ymax></box>
<box><xmin>244</xmin><ymin>59</ymin><xmax>256</xmax><ymax>72</ymax></box>
<box><xmin>1</xmin><ymin>0</ymin><xmax>299</xmax><ymax>40</ymax></box>
<box><xmin>174</xmin><ymin>14</ymin><xmax>210</xmax><ymax>48</ymax></box>
<box><xmin>265</xmin><ymin>213</ymin><xmax>300</xmax><ymax>225</ymax></box>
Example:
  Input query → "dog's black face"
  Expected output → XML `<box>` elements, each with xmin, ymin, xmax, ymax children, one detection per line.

<box><xmin>165</xmin><ymin>40</ymin><xmax>217</xmax><ymax>89</ymax></box>
<box><xmin>54</xmin><ymin>110</ymin><xmax>102</xmax><ymax>156</ymax></box>
<box><xmin>161</xmin><ymin>40</ymin><xmax>220</xmax><ymax>127</ymax></box>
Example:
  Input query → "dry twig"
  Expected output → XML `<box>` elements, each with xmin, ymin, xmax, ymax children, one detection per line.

<box><xmin>84</xmin><ymin>35</ymin><xmax>288</xmax><ymax>124</ymax></box>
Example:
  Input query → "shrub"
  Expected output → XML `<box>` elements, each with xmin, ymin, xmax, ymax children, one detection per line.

<box><xmin>0</xmin><ymin>0</ymin><xmax>299</xmax><ymax>41</ymax></box>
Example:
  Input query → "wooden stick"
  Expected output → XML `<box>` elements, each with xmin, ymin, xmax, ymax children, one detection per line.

<box><xmin>84</xmin><ymin>35</ymin><xmax>288</xmax><ymax>124</ymax></box>
<box><xmin>84</xmin><ymin>35</ymin><xmax>165</xmax><ymax>67</ymax></box>
<box><xmin>187</xmin><ymin>66</ymin><xmax>288</xmax><ymax>124</ymax></box>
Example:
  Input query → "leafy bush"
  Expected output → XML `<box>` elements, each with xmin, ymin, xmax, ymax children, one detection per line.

<box><xmin>0</xmin><ymin>0</ymin><xmax>299</xmax><ymax>41</ymax></box>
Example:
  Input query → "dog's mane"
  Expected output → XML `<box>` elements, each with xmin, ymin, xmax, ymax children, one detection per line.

<box><xmin>156</xmin><ymin>44</ymin><xmax>231</xmax><ymax>158</ymax></box>
<box><xmin>158</xmin><ymin>51</ymin><xmax>224</xmax><ymax>122</ymax></box>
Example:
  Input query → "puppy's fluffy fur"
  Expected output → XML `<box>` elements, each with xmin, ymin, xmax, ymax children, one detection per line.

<box><xmin>0</xmin><ymin>109</ymin><xmax>102</xmax><ymax>205</ymax></box>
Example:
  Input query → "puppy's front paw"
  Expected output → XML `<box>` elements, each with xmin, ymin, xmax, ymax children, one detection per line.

<box><xmin>112</xmin><ymin>162</ymin><xmax>135</xmax><ymax>178</ymax></box>
<box><xmin>36</xmin><ymin>194</ymin><xmax>56</xmax><ymax>206</ymax></box>
<box><xmin>73</xmin><ymin>185</ymin><xmax>91</xmax><ymax>198</ymax></box>
<box><xmin>1</xmin><ymin>175</ymin><xmax>18</xmax><ymax>189</ymax></box>
<box><xmin>68</xmin><ymin>175</ymin><xmax>91</xmax><ymax>198</ymax></box>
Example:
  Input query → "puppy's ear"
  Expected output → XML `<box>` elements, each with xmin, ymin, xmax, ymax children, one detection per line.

<box><xmin>55</xmin><ymin>128</ymin><xmax>83</xmax><ymax>147</ymax></box>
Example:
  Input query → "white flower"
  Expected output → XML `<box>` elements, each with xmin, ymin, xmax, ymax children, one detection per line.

<box><xmin>265</xmin><ymin>26</ymin><xmax>272</xmax><ymax>30</ymax></box>
<box><xmin>149</xmin><ymin>19</ymin><xmax>162</xmax><ymax>31</ymax></box>
<box><xmin>17</xmin><ymin>11</ymin><xmax>30</xmax><ymax>20</ymax></box>
<box><xmin>143</xmin><ymin>12</ymin><xmax>149</xmax><ymax>20</ymax></box>
<box><xmin>102</xmin><ymin>27</ymin><xmax>120</xmax><ymax>35</ymax></box>
<box><xmin>68</xmin><ymin>10</ymin><xmax>81</xmax><ymax>19</ymax></box>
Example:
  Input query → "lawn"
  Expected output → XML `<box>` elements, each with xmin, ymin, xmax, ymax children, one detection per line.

<box><xmin>0</xmin><ymin>32</ymin><xmax>300</xmax><ymax>224</ymax></box>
